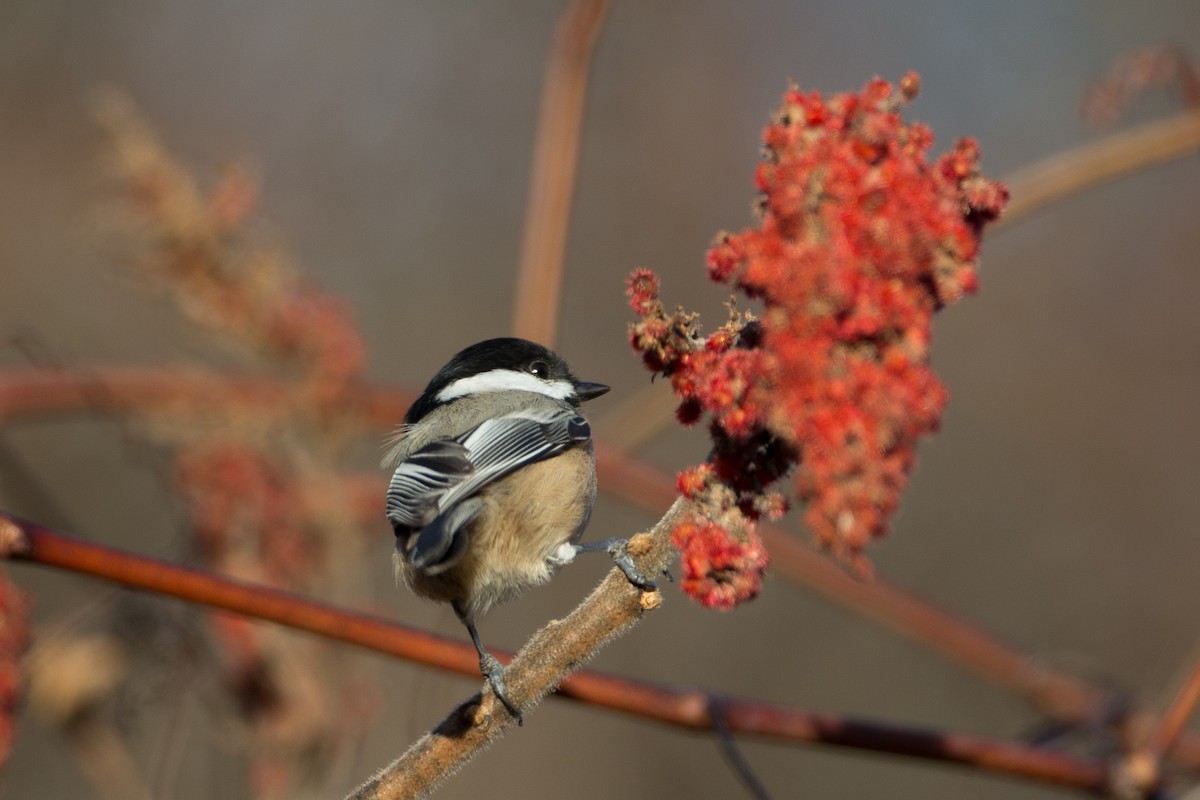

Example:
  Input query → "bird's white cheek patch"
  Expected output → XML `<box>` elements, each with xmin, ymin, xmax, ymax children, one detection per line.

<box><xmin>436</xmin><ymin>369</ymin><xmax>575</xmax><ymax>402</ymax></box>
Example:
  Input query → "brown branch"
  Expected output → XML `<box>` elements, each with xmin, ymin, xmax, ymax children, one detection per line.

<box><xmin>553</xmin><ymin>670</ymin><xmax>1111</xmax><ymax>796</ymax></box>
<box><xmin>996</xmin><ymin>108</ymin><xmax>1200</xmax><ymax>230</ymax></box>
<box><xmin>511</xmin><ymin>0</ymin><xmax>611</xmax><ymax>346</ymax></box>
<box><xmin>0</xmin><ymin>510</ymin><xmax>1115</xmax><ymax>797</ymax></box>
<box><xmin>0</xmin><ymin>512</ymin><xmax>485</xmax><ymax>679</ymax></box>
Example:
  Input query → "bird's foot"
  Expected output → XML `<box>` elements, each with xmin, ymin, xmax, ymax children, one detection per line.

<box><xmin>479</xmin><ymin>652</ymin><xmax>523</xmax><ymax>726</ymax></box>
<box><xmin>577</xmin><ymin>537</ymin><xmax>657</xmax><ymax>591</ymax></box>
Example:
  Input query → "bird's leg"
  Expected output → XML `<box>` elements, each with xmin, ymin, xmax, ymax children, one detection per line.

<box><xmin>573</xmin><ymin>537</ymin><xmax>661</xmax><ymax>591</ymax></box>
<box><xmin>453</xmin><ymin>602</ymin><xmax>522</xmax><ymax>726</ymax></box>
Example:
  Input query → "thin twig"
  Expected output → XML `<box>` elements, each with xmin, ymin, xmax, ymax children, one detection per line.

<box><xmin>0</xmin><ymin>511</ymin><xmax>1114</xmax><ymax>796</ymax></box>
<box><xmin>996</xmin><ymin>108</ymin><xmax>1200</xmax><ymax>230</ymax></box>
<box><xmin>710</xmin><ymin>693</ymin><xmax>773</xmax><ymax>800</ymax></box>
<box><xmin>511</xmin><ymin>0</ymin><xmax>611</xmax><ymax>346</ymax></box>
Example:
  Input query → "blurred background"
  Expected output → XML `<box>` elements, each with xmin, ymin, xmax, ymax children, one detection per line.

<box><xmin>2</xmin><ymin>2</ymin><xmax>1200</xmax><ymax>798</ymax></box>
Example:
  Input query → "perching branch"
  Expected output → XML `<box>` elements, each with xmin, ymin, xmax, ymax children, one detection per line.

<box><xmin>345</xmin><ymin>498</ymin><xmax>684</xmax><ymax>800</ymax></box>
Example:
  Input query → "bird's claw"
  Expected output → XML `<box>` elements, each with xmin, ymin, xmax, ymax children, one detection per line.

<box><xmin>606</xmin><ymin>540</ymin><xmax>657</xmax><ymax>592</ymax></box>
<box><xmin>479</xmin><ymin>652</ymin><xmax>523</xmax><ymax>726</ymax></box>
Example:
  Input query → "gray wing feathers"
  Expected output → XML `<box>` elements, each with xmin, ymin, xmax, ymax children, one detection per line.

<box><xmin>385</xmin><ymin>440</ymin><xmax>472</xmax><ymax>528</ymax></box>
<box><xmin>386</xmin><ymin>408</ymin><xmax>590</xmax><ymax>569</ymax></box>
<box><xmin>435</xmin><ymin>409</ymin><xmax>589</xmax><ymax>511</ymax></box>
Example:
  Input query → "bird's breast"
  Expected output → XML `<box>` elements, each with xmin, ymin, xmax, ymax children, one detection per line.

<box><xmin>400</xmin><ymin>447</ymin><xmax>597</xmax><ymax>618</ymax></box>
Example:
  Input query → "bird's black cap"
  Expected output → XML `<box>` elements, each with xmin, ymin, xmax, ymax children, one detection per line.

<box><xmin>404</xmin><ymin>337</ymin><xmax>608</xmax><ymax>424</ymax></box>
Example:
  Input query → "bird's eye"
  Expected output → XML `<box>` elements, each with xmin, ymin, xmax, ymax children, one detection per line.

<box><xmin>528</xmin><ymin>360</ymin><xmax>550</xmax><ymax>378</ymax></box>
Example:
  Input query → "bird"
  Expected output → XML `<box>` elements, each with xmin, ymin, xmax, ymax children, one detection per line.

<box><xmin>383</xmin><ymin>337</ymin><xmax>655</xmax><ymax>724</ymax></box>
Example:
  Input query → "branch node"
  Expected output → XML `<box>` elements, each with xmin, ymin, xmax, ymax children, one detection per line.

<box><xmin>639</xmin><ymin>591</ymin><xmax>663</xmax><ymax>611</ymax></box>
<box><xmin>0</xmin><ymin>519</ymin><xmax>29</xmax><ymax>558</ymax></box>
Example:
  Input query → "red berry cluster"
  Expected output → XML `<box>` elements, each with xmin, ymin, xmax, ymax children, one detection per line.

<box><xmin>629</xmin><ymin>73</ymin><xmax>1007</xmax><ymax>605</ymax></box>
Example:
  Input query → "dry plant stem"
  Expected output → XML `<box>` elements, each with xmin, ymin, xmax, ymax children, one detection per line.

<box><xmin>553</xmin><ymin>673</ymin><xmax>1111</xmax><ymax>794</ymax></box>
<box><xmin>0</xmin><ymin>510</ymin><xmax>1116</xmax><ymax>795</ymax></box>
<box><xmin>709</xmin><ymin>694</ymin><xmax>774</xmax><ymax>800</ymax></box>
<box><xmin>345</xmin><ymin>498</ymin><xmax>682</xmax><ymax>800</ymax></box>
<box><xmin>997</xmin><ymin>108</ymin><xmax>1200</xmax><ymax>230</ymax></box>
<box><xmin>511</xmin><ymin>0</ymin><xmax>611</xmax><ymax>345</ymax></box>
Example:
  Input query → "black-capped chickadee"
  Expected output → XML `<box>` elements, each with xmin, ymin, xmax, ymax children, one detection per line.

<box><xmin>384</xmin><ymin>337</ymin><xmax>654</xmax><ymax>724</ymax></box>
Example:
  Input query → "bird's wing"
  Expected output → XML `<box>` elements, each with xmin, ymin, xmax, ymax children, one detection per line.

<box><xmin>386</xmin><ymin>407</ymin><xmax>591</xmax><ymax>563</ymax></box>
<box><xmin>385</xmin><ymin>438</ymin><xmax>473</xmax><ymax>529</ymax></box>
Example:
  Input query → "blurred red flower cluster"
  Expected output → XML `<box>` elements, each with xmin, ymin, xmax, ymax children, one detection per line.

<box><xmin>629</xmin><ymin>72</ymin><xmax>1007</xmax><ymax>606</ymax></box>
<box><xmin>0</xmin><ymin>574</ymin><xmax>29</xmax><ymax>768</ymax></box>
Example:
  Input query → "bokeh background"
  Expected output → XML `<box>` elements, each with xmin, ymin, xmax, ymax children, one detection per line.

<box><xmin>3</xmin><ymin>2</ymin><xmax>1200</xmax><ymax>798</ymax></box>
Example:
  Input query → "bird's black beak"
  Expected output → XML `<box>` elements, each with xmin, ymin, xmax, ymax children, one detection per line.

<box><xmin>574</xmin><ymin>381</ymin><xmax>610</xmax><ymax>402</ymax></box>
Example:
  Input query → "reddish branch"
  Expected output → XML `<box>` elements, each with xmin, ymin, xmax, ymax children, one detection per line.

<box><xmin>1152</xmin><ymin>660</ymin><xmax>1200</xmax><ymax>759</ymax></box>
<box><xmin>512</xmin><ymin>0</ymin><xmax>611</xmax><ymax>345</ymax></box>
<box><xmin>0</xmin><ymin>512</ymin><xmax>1114</xmax><ymax>795</ymax></box>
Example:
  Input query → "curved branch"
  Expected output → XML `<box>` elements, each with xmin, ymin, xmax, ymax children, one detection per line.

<box><xmin>996</xmin><ymin>108</ymin><xmax>1200</xmax><ymax>230</ymax></box>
